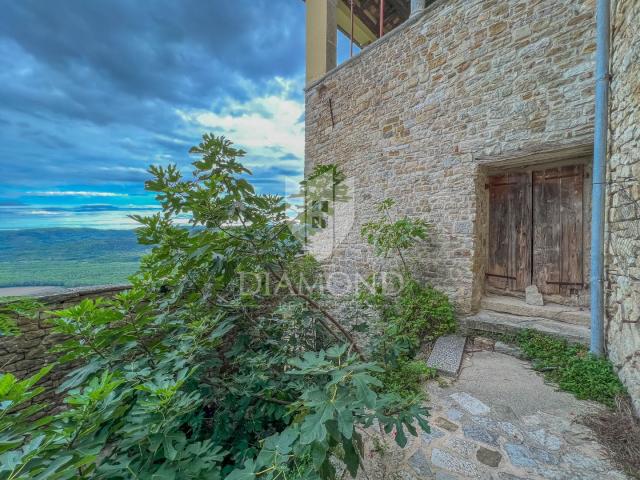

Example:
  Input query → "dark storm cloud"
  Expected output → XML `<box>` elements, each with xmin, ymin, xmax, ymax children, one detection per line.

<box><xmin>0</xmin><ymin>0</ymin><xmax>305</xmax><ymax>190</ymax></box>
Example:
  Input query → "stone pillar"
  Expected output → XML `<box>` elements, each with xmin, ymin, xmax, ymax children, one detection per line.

<box><xmin>306</xmin><ymin>0</ymin><xmax>337</xmax><ymax>85</ymax></box>
<box><xmin>411</xmin><ymin>0</ymin><xmax>426</xmax><ymax>16</ymax></box>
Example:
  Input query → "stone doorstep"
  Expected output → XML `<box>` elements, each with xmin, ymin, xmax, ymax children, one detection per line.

<box><xmin>481</xmin><ymin>294</ymin><xmax>590</xmax><ymax>327</ymax></box>
<box><xmin>460</xmin><ymin>310</ymin><xmax>590</xmax><ymax>346</ymax></box>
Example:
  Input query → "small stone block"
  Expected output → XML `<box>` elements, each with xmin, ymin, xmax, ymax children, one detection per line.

<box><xmin>476</xmin><ymin>446</ymin><xmax>502</xmax><ymax>467</ymax></box>
<box><xmin>408</xmin><ymin>449</ymin><xmax>432</xmax><ymax>477</ymax></box>
<box><xmin>525</xmin><ymin>285</ymin><xmax>544</xmax><ymax>306</ymax></box>
<box><xmin>427</xmin><ymin>335</ymin><xmax>467</xmax><ymax>376</ymax></box>
<box><xmin>434</xmin><ymin>416</ymin><xmax>459</xmax><ymax>432</ymax></box>
<box><xmin>463</xmin><ymin>424</ymin><xmax>499</xmax><ymax>446</ymax></box>
<box><xmin>472</xmin><ymin>336</ymin><xmax>495</xmax><ymax>350</ymax></box>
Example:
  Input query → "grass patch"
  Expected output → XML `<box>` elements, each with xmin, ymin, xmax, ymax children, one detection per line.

<box><xmin>516</xmin><ymin>330</ymin><xmax>625</xmax><ymax>407</ymax></box>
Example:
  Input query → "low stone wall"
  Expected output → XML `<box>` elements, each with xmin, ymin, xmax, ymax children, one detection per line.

<box><xmin>0</xmin><ymin>285</ymin><xmax>129</xmax><ymax>406</ymax></box>
<box><xmin>606</xmin><ymin>0</ymin><xmax>640</xmax><ymax>415</ymax></box>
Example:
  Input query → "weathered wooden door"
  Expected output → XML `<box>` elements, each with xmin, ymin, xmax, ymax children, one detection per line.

<box><xmin>532</xmin><ymin>165</ymin><xmax>584</xmax><ymax>296</ymax></box>
<box><xmin>486</xmin><ymin>173</ymin><xmax>532</xmax><ymax>291</ymax></box>
<box><xmin>487</xmin><ymin>165</ymin><xmax>584</xmax><ymax>297</ymax></box>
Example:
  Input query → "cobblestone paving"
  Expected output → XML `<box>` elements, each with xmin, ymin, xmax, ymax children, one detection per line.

<box><xmin>354</xmin><ymin>351</ymin><xmax>629</xmax><ymax>480</ymax></box>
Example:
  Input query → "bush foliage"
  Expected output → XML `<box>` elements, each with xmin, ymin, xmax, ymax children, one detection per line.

<box><xmin>0</xmin><ymin>135</ymin><xmax>432</xmax><ymax>480</ymax></box>
<box><xmin>359</xmin><ymin>199</ymin><xmax>455</xmax><ymax>397</ymax></box>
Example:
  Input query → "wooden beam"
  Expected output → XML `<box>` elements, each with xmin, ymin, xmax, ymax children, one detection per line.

<box><xmin>386</xmin><ymin>0</ymin><xmax>410</xmax><ymax>18</ymax></box>
<box><xmin>337</xmin><ymin>1</ymin><xmax>377</xmax><ymax>47</ymax></box>
<box><xmin>306</xmin><ymin>0</ymin><xmax>337</xmax><ymax>84</ymax></box>
<box><xmin>349</xmin><ymin>0</ymin><xmax>379</xmax><ymax>37</ymax></box>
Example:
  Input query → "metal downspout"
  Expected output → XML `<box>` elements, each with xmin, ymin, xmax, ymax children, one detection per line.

<box><xmin>590</xmin><ymin>0</ymin><xmax>611</xmax><ymax>356</ymax></box>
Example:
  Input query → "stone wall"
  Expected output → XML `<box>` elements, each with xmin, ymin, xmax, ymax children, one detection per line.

<box><xmin>0</xmin><ymin>285</ymin><xmax>129</xmax><ymax>407</ymax></box>
<box><xmin>305</xmin><ymin>0</ymin><xmax>596</xmax><ymax>313</ymax></box>
<box><xmin>605</xmin><ymin>0</ymin><xmax>640</xmax><ymax>414</ymax></box>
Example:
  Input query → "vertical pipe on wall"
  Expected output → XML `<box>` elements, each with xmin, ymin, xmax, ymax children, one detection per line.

<box><xmin>590</xmin><ymin>0</ymin><xmax>611</xmax><ymax>356</ymax></box>
<box><xmin>350</xmin><ymin>0</ymin><xmax>354</xmax><ymax>57</ymax></box>
<box><xmin>379</xmin><ymin>0</ymin><xmax>384</xmax><ymax>38</ymax></box>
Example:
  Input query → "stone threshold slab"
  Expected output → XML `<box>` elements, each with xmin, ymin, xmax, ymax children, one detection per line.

<box><xmin>427</xmin><ymin>335</ymin><xmax>467</xmax><ymax>377</ymax></box>
<box><xmin>482</xmin><ymin>294</ymin><xmax>590</xmax><ymax>327</ymax></box>
<box><xmin>461</xmin><ymin>310</ymin><xmax>590</xmax><ymax>345</ymax></box>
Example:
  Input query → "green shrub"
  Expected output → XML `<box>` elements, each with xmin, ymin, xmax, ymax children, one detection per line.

<box><xmin>355</xmin><ymin>277</ymin><xmax>455</xmax><ymax>399</ymax></box>
<box><xmin>369</xmin><ymin>278</ymin><xmax>456</xmax><ymax>366</ymax></box>
<box><xmin>0</xmin><ymin>135</ymin><xmax>430</xmax><ymax>480</ymax></box>
<box><xmin>0</xmin><ymin>298</ymin><xmax>43</xmax><ymax>337</ymax></box>
<box><xmin>377</xmin><ymin>360</ymin><xmax>436</xmax><ymax>398</ymax></box>
<box><xmin>390</xmin><ymin>279</ymin><xmax>456</xmax><ymax>348</ymax></box>
<box><xmin>358</xmin><ymin>199</ymin><xmax>455</xmax><ymax>399</ymax></box>
<box><xmin>360</xmin><ymin>199</ymin><xmax>427</xmax><ymax>274</ymax></box>
<box><xmin>517</xmin><ymin>330</ymin><xmax>625</xmax><ymax>407</ymax></box>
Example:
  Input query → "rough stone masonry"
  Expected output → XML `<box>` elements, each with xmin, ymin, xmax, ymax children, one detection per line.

<box><xmin>305</xmin><ymin>0</ymin><xmax>640</xmax><ymax>413</ymax></box>
<box><xmin>306</xmin><ymin>0</ymin><xmax>596</xmax><ymax>312</ymax></box>
<box><xmin>0</xmin><ymin>286</ymin><xmax>128</xmax><ymax>409</ymax></box>
<box><xmin>606</xmin><ymin>0</ymin><xmax>640</xmax><ymax>415</ymax></box>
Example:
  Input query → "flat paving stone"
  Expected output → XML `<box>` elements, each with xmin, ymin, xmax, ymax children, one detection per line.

<box><xmin>352</xmin><ymin>351</ymin><xmax>630</xmax><ymax>480</ymax></box>
<box><xmin>497</xmin><ymin>421</ymin><xmax>524</xmax><ymax>442</ymax></box>
<box><xmin>427</xmin><ymin>335</ymin><xmax>467</xmax><ymax>376</ymax></box>
<box><xmin>408</xmin><ymin>449</ymin><xmax>433</xmax><ymax>477</ymax></box>
<box><xmin>450</xmin><ymin>392</ymin><xmax>490</xmax><ymax>415</ymax></box>
<box><xmin>503</xmin><ymin>444</ymin><xmax>537</xmax><ymax>468</ymax></box>
<box><xmin>433</xmin><ymin>416</ymin><xmax>458</xmax><ymax>432</ymax></box>
<box><xmin>446</xmin><ymin>408</ymin><xmax>463</xmax><ymax>421</ymax></box>
<box><xmin>431</xmin><ymin>448</ymin><xmax>478</xmax><ymax>477</ymax></box>
<box><xmin>528</xmin><ymin>428</ymin><xmax>562</xmax><ymax>450</ymax></box>
<box><xmin>504</xmin><ymin>443</ymin><xmax>558</xmax><ymax>468</ymax></box>
<box><xmin>420</xmin><ymin>427</ymin><xmax>445</xmax><ymax>445</ymax></box>
<box><xmin>476</xmin><ymin>446</ymin><xmax>502</xmax><ymax>467</ymax></box>
<box><xmin>462</xmin><ymin>424</ymin><xmax>499</xmax><ymax>446</ymax></box>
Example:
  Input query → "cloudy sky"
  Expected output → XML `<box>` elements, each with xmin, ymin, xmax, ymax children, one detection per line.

<box><xmin>0</xmin><ymin>0</ymin><xmax>340</xmax><ymax>229</ymax></box>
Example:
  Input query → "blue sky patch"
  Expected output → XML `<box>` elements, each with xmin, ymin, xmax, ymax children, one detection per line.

<box><xmin>0</xmin><ymin>0</ymin><xmax>306</xmax><ymax>229</ymax></box>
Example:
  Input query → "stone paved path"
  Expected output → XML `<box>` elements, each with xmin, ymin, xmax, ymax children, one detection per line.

<box><xmin>355</xmin><ymin>350</ymin><xmax>628</xmax><ymax>480</ymax></box>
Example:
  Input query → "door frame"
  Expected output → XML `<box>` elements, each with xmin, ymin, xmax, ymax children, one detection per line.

<box><xmin>480</xmin><ymin>157</ymin><xmax>592</xmax><ymax>307</ymax></box>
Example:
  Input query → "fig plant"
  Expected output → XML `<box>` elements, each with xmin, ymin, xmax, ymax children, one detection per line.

<box><xmin>0</xmin><ymin>135</ymin><xmax>430</xmax><ymax>480</ymax></box>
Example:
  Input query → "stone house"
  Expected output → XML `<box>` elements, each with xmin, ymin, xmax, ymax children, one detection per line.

<box><xmin>303</xmin><ymin>0</ymin><xmax>639</xmax><ymax>412</ymax></box>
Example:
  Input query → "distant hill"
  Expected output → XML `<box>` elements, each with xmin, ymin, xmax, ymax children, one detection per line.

<box><xmin>0</xmin><ymin>228</ymin><xmax>149</xmax><ymax>287</ymax></box>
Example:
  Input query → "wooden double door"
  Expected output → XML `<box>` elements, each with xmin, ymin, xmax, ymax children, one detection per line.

<box><xmin>486</xmin><ymin>164</ymin><xmax>586</xmax><ymax>299</ymax></box>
